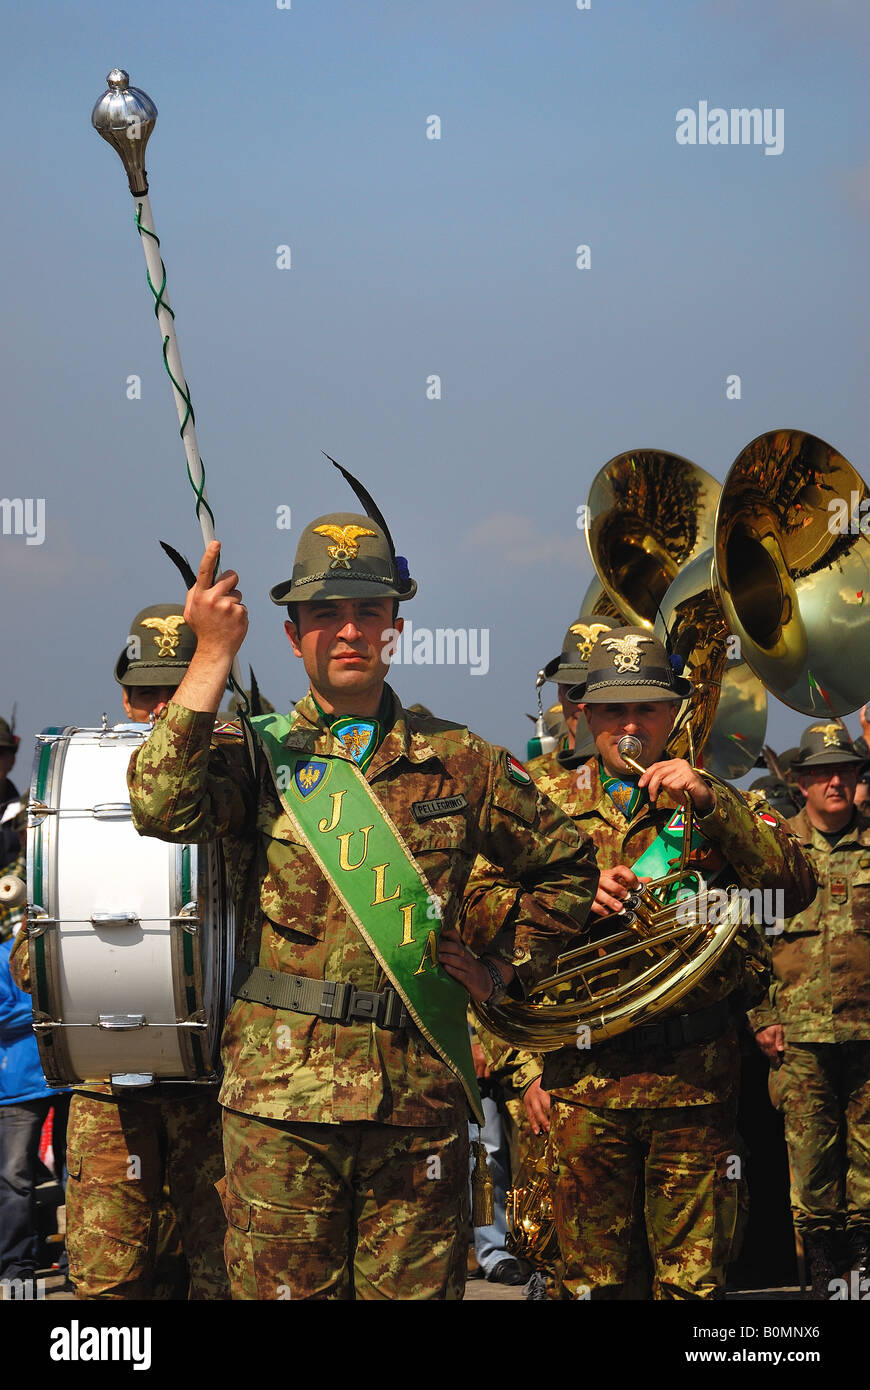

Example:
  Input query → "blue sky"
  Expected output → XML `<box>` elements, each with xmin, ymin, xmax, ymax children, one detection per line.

<box><xmin>1</xmin><ymin>0</ymin><xmax>868</xmax><ymax>767</ymax></box>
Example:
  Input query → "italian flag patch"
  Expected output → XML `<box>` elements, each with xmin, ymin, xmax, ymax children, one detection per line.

<box><xmin>506</xmin><ymin>753</ymin><xmax>532</xmax><ymax>786</ymax></box>
<box><xmin>756</xmin><ymin>811</ymin><xmax>778</xmax><ymax>827</ymax></box>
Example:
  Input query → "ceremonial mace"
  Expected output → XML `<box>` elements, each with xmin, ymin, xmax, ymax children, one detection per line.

<box><xmin>91</xmin><ymin>70</ymin><xmax>250</xmax><ymax>723</ymax></box>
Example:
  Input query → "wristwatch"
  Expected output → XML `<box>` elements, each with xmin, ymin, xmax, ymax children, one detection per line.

<box><xmin>481</xmin><ymin>956</ymin><xmax>509</xmax><ymax>1004</ymax></box>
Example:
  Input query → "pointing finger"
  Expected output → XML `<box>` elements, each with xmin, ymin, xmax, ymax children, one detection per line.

<box><xmin>195</xmin><ymin>541</ymin><xmax>222</xmax><ymax>590</ymax></box>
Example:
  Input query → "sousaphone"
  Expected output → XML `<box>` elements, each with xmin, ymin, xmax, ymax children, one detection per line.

<box><xmin>479</xmin><ymin>431</ymin><xmax>867</xmax><ymax>1052</ymax></box>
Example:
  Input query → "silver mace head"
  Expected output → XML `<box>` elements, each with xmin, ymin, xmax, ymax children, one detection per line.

<box><xmin>91</xmin><ymin>69</ymin><xmax>157</xmax><ymax>197</ymax></box>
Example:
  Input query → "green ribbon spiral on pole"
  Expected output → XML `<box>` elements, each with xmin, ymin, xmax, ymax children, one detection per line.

<box><xmin>133</xmin><ymin>204</ymin><xmax>252</xmax><ymax>734</ymax></box>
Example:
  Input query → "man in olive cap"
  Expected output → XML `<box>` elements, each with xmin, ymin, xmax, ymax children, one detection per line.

<box><xmin>11</xmin><ymin>605</ymin><xmax>229</xmax><ymax>1301</ymax></box>
<box><xmin>750</xmin><ymin>720</ymin><xmax>870</xmax><ymax>1297</ymax></box>
<box><xmin>520</xmin><ymin>618</ymin><xmax>620</xmax><ymax>1140</ymax></box>
<box><xmin>532</xmin><ymin>618</ymin><xmax>619</xmax><ymax>770</ymax></box>
<box><xmin>128</xmin><ymin>483</ymin><xmax>598</xmax><ymax>1301</ymax></box>
<box><xmin>533</xmin><ymin>626</ymin><xmax>815</xmax><ymax>1299</ymax></box>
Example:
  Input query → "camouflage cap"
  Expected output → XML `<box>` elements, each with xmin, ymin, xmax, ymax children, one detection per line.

<box><xmin>269</xmin><ymin>512</ymin><xmax>416</xmax><ymax>606</ymax></box>
<box><xmin>0</xmin><ymin>718</ymin><xmax>18</xmax><ymax>751</ymax></box>
<box><xmin>543</xmin><ymin>618</ymin><xmax>619</xmax><ymax>684</ymax></box>
<box><xmin>114</xmin><ymin>604</ymin><xmax>197</xmax><ymax>687</ymax></box>
<box><xmin>567</xmin><ymin>626</ymin><xmax>693</xmax><ymax>704</ymax></box>
<box><xmin>791</xmin><ymin>721</ymin><xmax>869</xmax><ymax>770</ymax></box>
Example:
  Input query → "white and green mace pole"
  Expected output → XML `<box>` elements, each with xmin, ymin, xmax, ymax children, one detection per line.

<box><xmin>91</xmin><ymin>69</ymin><xmax>248</xmax><ymax>705</ymax></box>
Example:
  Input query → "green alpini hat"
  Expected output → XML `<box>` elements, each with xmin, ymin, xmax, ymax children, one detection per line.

<box><xmin>568</xmin><ymin>626</ymin><xmax>693</xmax><ymax>704</ymax></box>
<box><xmin>269</xmin><ymin>455</ymin><xmax>416</xmax><ymax>606</ymax></box>
<box><xmin>114</xmin><ymin>604</ymin><xmax>197</xmax><ymax>687</ymax></box>
<box><xmin>543</xmin><ymin>617</ymin><xmax>619</xmax><ymax>684</ymax></box>
<box><xmin>792</xmin><ymin>722</ymin><xmax>869</xmax><ymax>770</ymax></box>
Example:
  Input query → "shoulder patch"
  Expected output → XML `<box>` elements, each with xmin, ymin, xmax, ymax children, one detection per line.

<box><xmin>213</xmin><ymin>720</ymin><xmax>244</xmax><ymax>741</ymax></box>
<box><xmin>505</xmin><ymin>753</ymin><xmax>532</xmax><ymax>787</ymax></box>
<box><xmin>755</xmin><ymin>811</ymin><xmax>778</xmax><ymax>827</ymax></box>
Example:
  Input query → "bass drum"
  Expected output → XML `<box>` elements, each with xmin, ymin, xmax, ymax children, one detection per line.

<box><xmin>27</xmin><ymin>724</ymin><xmax>234</xmax><ymax>1088</ymax></box>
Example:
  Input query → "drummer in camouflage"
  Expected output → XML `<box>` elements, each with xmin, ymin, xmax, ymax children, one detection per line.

<box><xmin>127</xmin><ymin>466</ymin><xmax>598</xmax><ymax>1300</ymax></box>
<box><xmin>10</xmin><ymin>605</ymin><xmax>230</xmax><ymax>1301</ymax></box>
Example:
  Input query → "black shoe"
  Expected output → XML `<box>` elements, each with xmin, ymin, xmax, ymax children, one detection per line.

<box><xmin>486</xmin><ymin>1257</ymin><xmax>531</xmax><ymax>1286</ymax></box>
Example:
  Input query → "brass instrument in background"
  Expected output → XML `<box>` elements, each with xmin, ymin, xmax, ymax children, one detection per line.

<box><xmin>585</xmin><ymin>449</ymin><xmax>721</xmax><ymax>629</ymax></box>
<box><xmin>505</xmin><ymin>1136</ymin><xmax>559</xmax><ymax>1269</ymax></box>
<box><xmin>583</xmin><ymin>449</ymin><xmax>768</xmax><ymax>776</ymax></box>
<box><xmin>716</xmin><ymin>430</ymin><xmax>870</xmax><ymax>716</ymax></box>
<box><xmin>474</xmin><ymin>737</ymin><xmax>745</xmax><ymax>1050</ymax></box>
<box><xmin>484</xmin><ymin>431</ymin><xmax>869</xmax><ymax>1054</ymax></box>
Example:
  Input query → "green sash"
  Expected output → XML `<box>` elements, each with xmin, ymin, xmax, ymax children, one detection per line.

<box><xmin>250</xmin><ymin>713</ymin><xmax>483</xmax><ymax>1123</ymax></box>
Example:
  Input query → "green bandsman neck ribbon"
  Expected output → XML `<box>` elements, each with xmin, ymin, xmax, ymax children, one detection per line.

<box><xmin>630</xmin><ymin>807</ymin><xmax>708</xmax><ymax>895</ymax></box>
<box><xmin>250</xmin><ymin>712</ymin><xmax>483</xmax><ymax>1123</ymax></box>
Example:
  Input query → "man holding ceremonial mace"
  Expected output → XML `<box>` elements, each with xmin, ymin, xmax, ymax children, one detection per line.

<box><xmin>127</xmin><ymin>476</ymin><xmax>597</xmax><ymax>1299</ymax></box>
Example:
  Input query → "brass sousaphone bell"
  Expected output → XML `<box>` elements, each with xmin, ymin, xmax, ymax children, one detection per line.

<box><xmin>716</xmin><ymin>430</ymin><xmax>870</xmax><ymax>715</ymax></box>
<box><xmin>585</xmin><ymin>448</ymin><xmax>768</xmax><ymax>774</ymax></box>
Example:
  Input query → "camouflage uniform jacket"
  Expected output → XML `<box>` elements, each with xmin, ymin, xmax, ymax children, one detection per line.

<box><xmin>535</xmin><ymin>756</ymin><xmax>815</xmax><ymax>1108</ymax></box>
<box><xmin>747</xmin><ymin>808</ymin><xmax>870</xmax><ymax>1042</ymax></box>
<box><xmin>126</xmin><ymin>690</ymin><xmax>598</xmax><ymax>1129</ymax></box>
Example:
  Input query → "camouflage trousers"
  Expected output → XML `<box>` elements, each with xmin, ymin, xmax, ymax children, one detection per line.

<box><xmin>502</xmin><ymin>1093</ymin><xmax>536</xmax><ymax>1184</ymax></box>
<box><xmin>769</xmin><ymin>1041</ymin><xmax>870</xmax><ymax>1237</ymax></box>
<box><xmin>549</xmin><ymin>1099</ymin><xmax>741</xmax><ymax>1300</ymax></box>
<box><xmin>219</xmin><ymin>1109</ymin><xmax>469</xmax><ymax>1300</ymax></box>
<box><xmin>65</xmin><ymin>1090</ymin><xmax>230</xmax><ymax>1300</ymax></box>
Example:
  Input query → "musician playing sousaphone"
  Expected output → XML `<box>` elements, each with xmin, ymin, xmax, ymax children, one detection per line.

<box><xmin>526</xmin><ymin>626</ymin><xmax>816</xmax><ymax>1300</ymax></box>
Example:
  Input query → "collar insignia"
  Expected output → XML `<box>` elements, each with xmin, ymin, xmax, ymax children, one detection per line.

<box><xmin>285</xmin><ymin>731</ymin><xmax>315</xmax><ymax>751</ymax></box>
<box><xmin>331</xmin><ymin>719</ymin><xmax>378</xmax><ymax>767</ymax></box>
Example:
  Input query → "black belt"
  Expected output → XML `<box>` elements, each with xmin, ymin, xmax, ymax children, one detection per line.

<box><xmin>231</xmin><ymin>963</ymin><xmax>410</xmax><ymax>1030</ymax></box>
<box><xmin>609</xmin><ymin>999</ymin><xmax>732</xmax><ymax>1056</ymax></box>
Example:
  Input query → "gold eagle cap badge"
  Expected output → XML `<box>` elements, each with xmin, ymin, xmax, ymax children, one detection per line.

<box><xmin>141</xmin><ymin>614</ymin><xmax>187</xmax><ymax>658</ymax></box>
<box><xmin>313</xmin><ymin>524</ymin><xmax>378</xmax><ymax>569</ymax></box>
<box><xmin>601</xmin><ymin>633</ymin><xmax>652</xmax><ymax>674</ymax></box>
<box><xmin>569</xmin><ymin>621</ymin><xmax>611</xmax><ymax>663</ymax></box>
<box><xmin>819</xmin><ymin>723</ymin><xmax>845</xmax><ymax>747</ymax></box>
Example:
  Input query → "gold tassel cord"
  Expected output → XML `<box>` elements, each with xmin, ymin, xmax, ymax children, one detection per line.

<box><xmin>471</xmin><ymin>1138</ymin><xmax>494</xmax><ymax>1228</ymax></box>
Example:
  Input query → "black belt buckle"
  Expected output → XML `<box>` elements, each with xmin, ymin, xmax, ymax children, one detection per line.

<box><xmin>344</xmin><ymin>986</ymin><xmax>386</xmax><ymax>1025</ymax></box>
